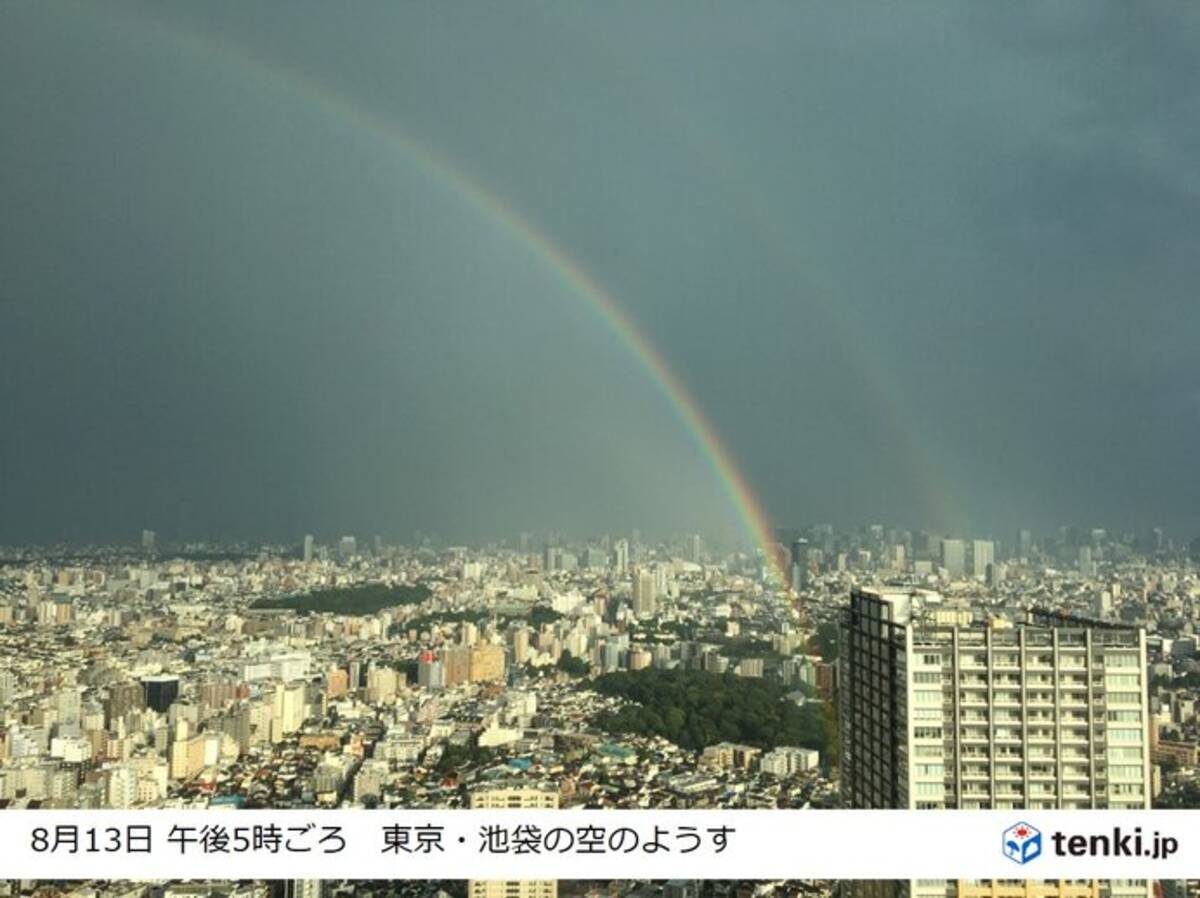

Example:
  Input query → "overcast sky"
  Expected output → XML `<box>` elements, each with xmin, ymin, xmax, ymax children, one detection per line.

<box><xmin>2</xmin><ymin>1</ymin><xmax>1198</xmax><ymax>547</ymax></box>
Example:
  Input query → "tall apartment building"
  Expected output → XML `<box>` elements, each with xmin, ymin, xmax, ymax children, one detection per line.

<box><xmin>840</xmin><ymin>587</ymin><xmax>1151</xmax><ymax>898</ymax></box>
<box><xmin>940</xmin><ymin>539</ymin><xmax>967</xmax><ymax>580</ymax></box>
<box><xmin>970</xmin><ymin>540</ymin><xmax>995</xmax><ymax>582</ymax></box>
<box><xmin>468</xmin><ymin>784</ymin><xmax>559</xmax><ymax>898</ymax></box>
<box><xmin>632</xmin><ymin>569</ymin><xmax>657</xmax><ymax>617</ymax></box>
<box><xmin>469</xmin><ymin>644</ymin><xmax>506</xmax><ymax>683</ymax></box>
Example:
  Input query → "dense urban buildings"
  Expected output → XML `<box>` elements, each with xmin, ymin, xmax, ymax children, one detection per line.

<box><xmin>1</xmin><ymin>524</ymin><xmax>1198</xmax><ymax>896</ymax></box>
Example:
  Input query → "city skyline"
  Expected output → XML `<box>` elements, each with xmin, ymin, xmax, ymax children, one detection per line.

<box><xmin>3</xmin><ymin>3</ymin><xmax>1200</xmax><ymax>896</ymax></box>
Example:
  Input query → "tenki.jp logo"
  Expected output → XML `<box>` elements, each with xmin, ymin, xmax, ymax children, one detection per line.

<box><xmin>1003</xmin><ymin>822</ymin><xmax>1042</xmax><ymax>865</ymax></box>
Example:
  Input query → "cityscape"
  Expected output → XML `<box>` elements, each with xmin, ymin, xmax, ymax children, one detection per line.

<box><xmin>3</xmin><ymin>1</ymin><xmax>1199</xmax><ymax>898</ymax></box>
<box><xmin>2</xmin><ymin>525</ymin><xmax>1199</xmax><ymax>896</ymax></box>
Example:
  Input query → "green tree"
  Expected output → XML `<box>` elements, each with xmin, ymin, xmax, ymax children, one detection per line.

<box><xmin>556</xmin><ymin>650</ymin><xmax>590</xmax><ymax>677</ymax></box>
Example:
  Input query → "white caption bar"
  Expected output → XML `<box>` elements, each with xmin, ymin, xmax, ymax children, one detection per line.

<box><xmin>0</xmin><ymin>810</ymin><xmax>1197</xmax><ymax>880</ymax></box>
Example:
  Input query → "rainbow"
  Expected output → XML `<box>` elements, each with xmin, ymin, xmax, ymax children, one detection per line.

<box><xmin>558</xmin><ymin>26</ymin><xmax>966</xmax><ymax>534</ymax></box>
<box><xmin>67</xmin><ymin>2</ymin><xmax>789</xmax><ymax>581</ymax></box>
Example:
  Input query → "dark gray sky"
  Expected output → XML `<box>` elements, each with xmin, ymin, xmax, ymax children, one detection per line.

<box><xmin>2</xmin><ymin>1</ymin><xmax>1198</xmax><ymax>547</ymax></box>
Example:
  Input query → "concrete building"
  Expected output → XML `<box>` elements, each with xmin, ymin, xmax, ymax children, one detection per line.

<box><xmin>141</xmin><ymin>675</ymin><xmax>180</xmax><ymax>714</ymax></box>
<box><xmin>840</xmin><ymin>586</ymin><xmax>1151</xmax><ymax>898</ymax></box>
<box><xmin>632</xmin><ymin>569</ymin><xmax>657</xmax><ymax>618</ymax></box>
<box><xmin>939</xmin><ymin>539</ymin><xmax>966</xmax><ymax>580</ymax></box>
<box><xmin>469</xmin><ymin>644</ymin><xmax>506</xmax><ymax>683</ymax></box>
<box><xmin>468</xmin><ymin>784</ymin><xmax>559</xmax><ymax>898</ymax></box>
<box><xmin>970</xmin><ymin>540</ymin><xmax>995</xmax><ymax>581</ymax></box>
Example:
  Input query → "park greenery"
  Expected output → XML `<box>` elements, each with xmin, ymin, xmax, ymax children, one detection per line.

<box><xmin>592</xmin><ymin>668</ymin><xmax>836</xmax><ymax>757</ymax></box>
<box><xmin>1151</xmin><ymin>671</ymin><xmax>1200</xmax><ymax>691</ymax></box>
<box><xmin>431</xmin><ymin>739</ymin><xmax>496</xmax><ymax>775</ymax></box>
<box><xmin>556</xmin><ymin>650</ymin><xmax>591</xmax><ymax>677</ymax></box>
<box><xmin>251</xmin><ymin>582</ymin><xmax>430</xmax><ymax>615</ymax></box>
<box><xmin>391</xmin><ymin>604</ymin><xmax>562</xmax><ymax>637</ymax></box>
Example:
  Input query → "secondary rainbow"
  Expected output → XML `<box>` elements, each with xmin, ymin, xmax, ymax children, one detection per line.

<box><xmin>74</xmin><ymin>2</ymin><xmax>787</xmax><ymax>580</ymax></box>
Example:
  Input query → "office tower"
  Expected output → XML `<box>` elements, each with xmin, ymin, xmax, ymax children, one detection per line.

<box><xmin>791</xmin><ymin>538</ymin><xmax>810</xmax><ymax>590</ymax></box>
<box><xmin>140</xmin><ymin>675</ymin><xmax>180</xmax><ymax>714</ymax></box>
<box><xmin>468</xmin><ymin>785</ymin><xmax>559</xmax><ymax>898</ymax></box>
<box><xmin>302</xmin><ymin>534</ymin><xmax>315</xmax><ymax>562</ymax></box>
<box><xmin>542</xmin><ymin>544</ymin><xmax>564</xmax><ymax>572</ymax></box>
<box><xmin>270</xmin><ymin>681</ymin><xmax>308</xmax><ymax>742</ymax></box>
<box><xmin>417</xmin><ymin>650</ymin><xmax>445</xmax><ymax>689</ymax></box>
<box><xmin>104</xmin><ymin>681</ymin><xmax>145</xmax><ymax>726</ymax></box>
<box><xmin>1079</xmin><ymin>546</ymin><xmax>1096</xmax><ymax>579</ymax></box>
<box><xmin>688</xmin><ymin>534</ymin><xmax>702</xmax><ymax>563</ymax></box>
<box><xmin>579</xmin><ymin>546</ymin><xmax>604</xmax><ymax>570</ymax></box>
<box><xmin>840</xmin><ymin>587</ymin><xmax>1151</xmax><ymax>898</ymax></box>
<box><xmin>141</xmin><ymin>529</ymin><xmax>157</xmax><ymax>553</ymax></box>
<box><xmin>512</xmin><ymin>627</ymin><xmax>531</xmax><ymax>665</ymax></box>
<box><xmin>939</xmin><ymin>538</ymin><xmax>966</xmax><ymax>580</ymax></box>
<box><xmin>440</xmin><ymin>645</ymin><xmax>471</xmax><ymax>686</ymax></box>
<box><xmin>338</xmin><ymin>535</ymin><xmax>357</xmax><ymax>560</ymax></box>
<box><xmin>632</xmin><ymin>569</ymin><xmax>657</xmax><ymax>617</ymax></box>
<box><xmin>970</xmin><ymin>540</ymin><xmax>994</xmax><ymax>581</ymax></box>
<box><xmin>612</xmin><ymin>538</ymin><xmax>629</xmax><ymax>574</ymax></box>
<box><xmin>347</xmin><ymin>659</ymin><xmax>364</xmax><ymax>691</ymax></box>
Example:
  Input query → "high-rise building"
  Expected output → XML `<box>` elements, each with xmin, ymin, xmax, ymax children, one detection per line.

<box><xmin>612</xmin><ymin>539</ymin><xmax>629</xmax><ymax>574</ymax></box>
<box><xmin>338</xmin><ymin>535</ymin><xmax>357</xmax><ymax>560</ymax></box>
<box><xmin>417</xmin><ymin>650</ymin><xmax>444</xmax><ymax>689</ymax></box>
<box><xmin>1079</xmin><ymin>546</ymin><xmax>1096</xmax><ymax>579</ymax></box>
<box><xmin>632</xmin><ymin>569</ymin><xmax>657</xmax><ymax>618</ymax></box>
<box><xmin>687</xmin><ymin>534</ymin><xmax>702</xmax><ymax>563</ymax></box>
<box><xmin>303</xmin><ymin>534</ymin><xmax>315</xmax><ymax>562</ymax></box>
<box><xmin>270</xmin><ymin>681</ymin><xmax>308</xmax><ymax>742</ymax></box>
<box><xmin>791</xmin><ymin>538</ymin><xmax>810</xmax><ymax>591</ymax></box>
<box><xmin>469</xmin><ymin>644</ymin><xmax>506</xmax><ymax>683</ymax></box>
<box><xmin>840</xmin><ymin>587</ymin><xmax>1151</xmax><ymax>898</ymax></box>
<box><xmin>141</xmin><ymin>529</ymin><xmax>157</xmax><ymax>553</ymax></box>
<box><xmin>939</xmin><ymin>539</ymin><xmax>966</xmax><ymax>580</ymax></box>
<box><xmin>440</xmin><ymin>646</ymin><xmax>471</xmax><ymax>686</ymax></box>
<box><xmin>141</xmin><ymin>675</ymin><xmax>180</xmax><ymax>714</ymax></box>
<box><xmin>325</xmin><ymin>667</ymin><xmax>350</xmax><ymax>699</ymax></box>
<box><xmin>970</xmin><ymin>540</ymin><xmax>994</xmax><ymax>581</ymax></box>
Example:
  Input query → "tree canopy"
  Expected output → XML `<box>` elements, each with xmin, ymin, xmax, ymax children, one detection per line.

<box><xmin>592</xmin><ymin>668</ymin><xmax>835</xmax><ymax>757</ymax></box>
<box><xmin>252</xmin><ymin>582</ymin><xmax>430</xmax><ymax>614</ymax></box>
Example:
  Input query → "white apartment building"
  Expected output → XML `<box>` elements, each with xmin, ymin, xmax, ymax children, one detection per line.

<box><xmin>468</xmin><ymin>784</ymin><xmax>559</xmax><ymax>898</ymax></box>
<box><xmin>841</xmin><ymin>587</ymin><xmax>1151</xmax><ymax>898</ymax></box>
